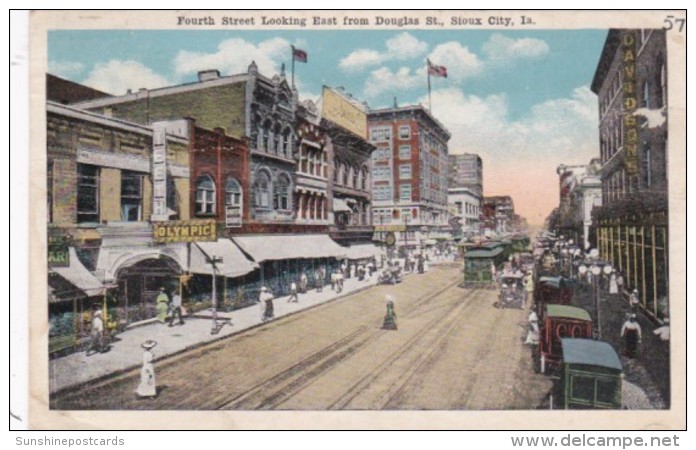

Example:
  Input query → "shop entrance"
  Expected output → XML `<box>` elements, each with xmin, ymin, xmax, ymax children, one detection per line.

<box><xmin>116</xmin><ymin>256</ymin><xmax>182</xmax><ymax>324</ymax></box>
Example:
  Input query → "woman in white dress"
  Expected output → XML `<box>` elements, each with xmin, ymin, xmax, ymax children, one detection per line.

<box><xmin>136</xmin><ymin>340</ymin><xmax>157</xmax><ymax>398</ymax></box>
<box><xmin>609</xmin><ymin>273</ymin><xmax>619</xmax><ymax>295</ymax></box>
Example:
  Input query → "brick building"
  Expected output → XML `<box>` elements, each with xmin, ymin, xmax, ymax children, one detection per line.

<box><xmin>368</xmin><ymin>104</ymin><xmax>450</xmax><ymax>248</ymax></box>
<box><xmin>590</xmin><ymin>29</ymin><xmax>669</xmax><ymax>318</ymax></box>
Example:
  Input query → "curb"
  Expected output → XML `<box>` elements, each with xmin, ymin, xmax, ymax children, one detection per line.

<box><xmin>51</xmin><ymin>279</ymin><xmax>383</xmax><ymax>397</ymax></box>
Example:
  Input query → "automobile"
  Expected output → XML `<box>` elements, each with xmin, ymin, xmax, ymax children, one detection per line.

<box><xmin>498</xmin><ymin>272</ymin><xmax>526</xmax><ymax>309</ymax></box>
<box><xmin>557</xmin><ymin>338</ymin><xmax>623</xmax><ymax>409</ymax></box>
<box><xmin>536</xmin><ymin>304</ymin><xmax>593</xmax><ymax>374</ymax></box>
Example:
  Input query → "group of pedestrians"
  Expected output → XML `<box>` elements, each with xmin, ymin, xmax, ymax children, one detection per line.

<box><xmin>155</xmin><ymin>287</ymin><xmax>185</xmax><ymax>327</ymax></box>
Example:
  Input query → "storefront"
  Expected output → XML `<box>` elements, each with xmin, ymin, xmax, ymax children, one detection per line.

<box><xmin>48</xmin><ymin>247</ymin><xmax>105</xmax><ymax>354</ymax></box>
<box><xmin>232</xmin><ymin>234</ymin><xmax>347</xmax><ymax>297</ymax></box>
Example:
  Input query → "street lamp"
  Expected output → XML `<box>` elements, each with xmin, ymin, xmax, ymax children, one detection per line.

<box><xmin>206</xmin><ymin>255</ymin><xmax>224</xmax><ymax>335</ymax></box>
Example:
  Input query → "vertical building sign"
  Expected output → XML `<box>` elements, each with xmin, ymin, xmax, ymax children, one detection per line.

<box><xmin>622</xmin><ymin>31</ymin><xmax>639</xmax><ymax>176</ymax></box>
<box><xmin>151</xmin><ymin>122</ymin><xmax>168</xmax><ymax>221</ymax></box>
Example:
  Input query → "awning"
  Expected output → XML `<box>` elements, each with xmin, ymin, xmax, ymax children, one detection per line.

<box><xmin>232</xmin><ymin>234</ymin><xmax>347</xmax><ymax>262</ymax></box>
<box><xmin>333</xmin><ymin>198</ymin><xmax>352</xmax><ymax>213</ymax></box>
<box><xmin>189</xmin><ymin>239</ymin><xmax>258</xmax><ymax>278</ymax></box>
<box><xmin>344</xmin><ymin>244</ymin><xmax>383</xmax><ymax>260</ymax></box>
<box><xmin>50</xmin><ymin>247</ymin><xmax>105</xmax><ymax>297</ymax></box>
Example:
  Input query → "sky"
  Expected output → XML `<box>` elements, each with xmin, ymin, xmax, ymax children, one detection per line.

<box><xmin>48</xmin><ymin>29</ymin><xmax>608</xmax><ymax>225</ymax></box>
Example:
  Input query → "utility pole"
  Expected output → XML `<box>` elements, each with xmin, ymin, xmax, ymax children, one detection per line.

<box><xmin>207</xmin><ymin>255</ymin><xmax>224</xmax><ymax>335</ymax></box>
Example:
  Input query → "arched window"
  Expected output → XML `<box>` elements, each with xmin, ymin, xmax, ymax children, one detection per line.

<box><xmin>254</xmin><ymin>170</ymin><xmax>271</xmax><ymax>208</ymax></box>
<box><xmin>282</xmin><ymin>127</ymin><xmax>292</xmax><ymax>157</ymax></box>
<box><xmin>273</xmin><ymin>123</ymin><xmax>282</xmax><ymax>154</ymax></box>
<box><xmin>225</xmin><ymin>177</ymin><xmax>242</xmax><ymax>207</ymax></box>
<box><xmin>333</xmin><ymin>159</ymin><xmax>339</xmax><ymax>183</ymax></box>
<box><xmin>195</xmin><ymin>174</ymin><xmax>216</xmax><ymax>215</ymax></box>
<box><xmin>274</xmin><ymin>174</ymin><xmax>291</xmax><ymax>211</ymax></box>
<box><xmin>342</xmin><ymin>164</ymin><xmax>349</xmax><ymax>186</ymax></box>
<box><xmin>361</xmin><ymin>166</ymin><xmax>368</xmax><ymax>190</ymax></box>
<box><xmin>262</xmin><ymin>120</ymin><xmax>272</xmax><ymax>151</ymax></box>
<box><xmin>352</xmin><ymin>165</ymin><xmax>358</xmax><ymax>188</ymax></box>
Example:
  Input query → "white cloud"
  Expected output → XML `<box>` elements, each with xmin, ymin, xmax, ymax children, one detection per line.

<box><xmin>174</xmin><ymin>37</ymin><xmax>290</xmax><ymax>78</ymax></box>
<box><xmin>427</xmin><ymin>42</ymin><xmax>484</xmax><ymax>82</ymax></box>
<box><xmin>81</xmin><ymin>60</ymin><xmax>171</xmax><ymax>95</ymax></box>
<box><xmin>482</xmin><ymin>33</ymin><xmax>549</xmax><ymax>64</ymax></box>
<box><xmin>385</xmin><ymin>32</ymin><xmax>429</xmax><ymax>60</ymax></box>
<box><xmin>423</xmin><ymin>85</ymin><xmax>598</xmax><ymax>224</ymax></box>
<box><xmin>364</xmin><ymin>66</ymin><xmax>422</xmax><ymax>98</ymax></box>
<box><xmin>48</xmin><ymin>61</ymin><xmax>85</xmax><ymax>79</ymax></box>
<box><xmin>339</xmin><ymin>32</ymin><xmax>428</xmax><ymax>72</ymax></box>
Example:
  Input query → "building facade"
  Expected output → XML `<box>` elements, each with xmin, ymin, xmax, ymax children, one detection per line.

<box><xmin>482</xmin><ymin>195</ymin><xmax>517</xmax><ymax>236</ymax></box>
<box><xmin>590</xmin><ymin>29</ymin><xmax>669</xmax><ymax>318</ymax></box>
<box><xmin>47</xmin><ymin>101</ymin><xmax>193</xmax><ymax>334</ymax></box>
<box><xmin>448</xmin><ymin>153</ymin><xmax>483</xmax><ymax>197</ymax></box>
<box><xmin>368</xmin><ymin>105</ymin><xmax>450</xmax><ymax>248</ymax></box>
<box><xmin>447</xmin><ymin>187</ymin><xmax>481</xmax><ymax>238</ymax></box>
<box><xmin>554</xmin><ymin>162</ymin><xmax>603</xmax><ymax>250</ymax></box>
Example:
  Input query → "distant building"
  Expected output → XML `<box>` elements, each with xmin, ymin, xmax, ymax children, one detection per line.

<box><xmin>448</xmin><ymin>153</ymin><xmax>483</xmax><ymax>197</ymax></box>
<box><xmin>447</xmin><ymin>187</ymin><xmax>481</xmax><ymax>238</ymax></box>
<box><xmin>368</xmin><ymin>104</ymin><xmax>450</xmax><ymax>247</ymax></box>
<box><xmin>482</xmin><ymin>195</ymin><xmax>516</xmax><ymax>235</ymax></box>
<box><xmin>590</xmin><ymin>29</ymin><xmax>668</xmax><ymax>318</ymax></box>
<box><xmin>554</xmin><ymin>162</ymin><xmax>603</xmax><ymax>250</ymax></box>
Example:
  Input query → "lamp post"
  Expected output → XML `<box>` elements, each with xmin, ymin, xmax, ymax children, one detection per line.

<box><xmin>207</xmin><ymin>255</ymin><xmax>224</xmax><ymax>335</ymax></box>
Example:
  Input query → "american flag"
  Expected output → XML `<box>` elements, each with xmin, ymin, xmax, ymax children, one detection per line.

<box><xmin>292</xmin><ymin>46</ymin><xmax>308</xmax><ymax>63</ymax></box>
<box><xmin>427</xmin><ymin>60</ymin><xmax>447</xmax><ymax>78</ymax></box>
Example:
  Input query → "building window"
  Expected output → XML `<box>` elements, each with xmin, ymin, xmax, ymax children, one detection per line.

<box><xmin>399</xmin><ymin>145</ymin><xmax>411</xmax><ymax>160</ymax></box>
<box><xmin>262</xmin><ymin>120</ymin><xmax>272</xmax><ymax>151</ymax></box>
<box><xmin>399</xmin><ymin>164</ymin><xmax>412</xmax><ymax>180</ymax></box>
<box><xmin>400</xmin><ymin>184</ymin><xmax>412</xmax><ymax>202</ymax></box>
<box><xmin>121</xmin><ymin>171</ymin><xmax>143</xmax><ymax>221</ymax></box>
<box><xmin>47</xmin><ymin>161</ymin><xmax>53</xmax><ymax>223</ymax></box>
<box><xmin>274</xmin><ymin>174</ymin><xmax>291</xmax><ymax>211</ymax></box>
<box><xmin>77</xmin><ymin>164</ymin><xmax>99</xmax><ymax>223</ymax></box>
<box><xmin>658</xmin><ymin>63</ymin><xmax>667</xmax><ymax>108</ymax></box>
<box><xmin>370</xmin><ymin>127</ymin><xmax>391</xmax><ymax>142</ymax></box>
<box><xmin>225</xmin><ymin>177</ymin><xmax>242</xmax><ymax>207</ymax></box>
<box><xmin>352</xmin><ymin>166</ymin><xmax>358</xmax><ymax>188</ymax></box>
<box><xmin>342</xmin><ymin>165</ymin><xmax>349</xmax><ymax>186</ymax></box>
<box><xmin>361</xmin><ymin>167</ymin><xmax>368</xmax><ymax>190</ymax></box>
<box><xmin>641</xmin><ymin>81</ymin><xmax>650</xmax><ymax>108</ymax></box>
<box><xmin>282</xmin><ymin>127</ymin><xmax>292</xmax><ymax>158</ymax></box>
<box><xmin>643</xmin><ymin>147</ymin><xmax>652</xmax><ymax>188</ymax></box>
<box><xmin>399</xmin><ymin>125</ymin><xmax>411</xmax><ymax>139</ymax></box>
<box><xmin>254</xmin><ymin>170</ymin><xmax>271</xmax><ymax>209</ymax></box>
<box><xmin>195</xmin><ymin>174</ymin><xmax>216</xmax><ymax>215</ymax></box>
<box><xmin>166</xmin><ymin>176</ymin><xmax>179</xmax><ymax>219</ymax></box>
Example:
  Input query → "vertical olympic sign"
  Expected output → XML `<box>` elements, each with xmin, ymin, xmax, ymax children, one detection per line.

<box><xmin>622</xmin><ymin>31</ymin><xmax>639</xmax><ymax>176</ymax></box>
<box><xmin>151</xmin><ymin>122</ymin><xmax>168</xmax><ymax>221</ymax></box>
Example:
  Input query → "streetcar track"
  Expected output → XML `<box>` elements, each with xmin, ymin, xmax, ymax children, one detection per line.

<box><xmin>380</xmin><ymin>289</ymin><xmax>489</xmax><ymax>409</ymax></box>
<box><xmin>325</xmin><ymin>288</ymin><xmax>484</xmax><ymax>410</ymax></box>
<box><xmin>214</xmin><ymin>275</ymin><xmax>465</xmax><ymax>410</ymax></box>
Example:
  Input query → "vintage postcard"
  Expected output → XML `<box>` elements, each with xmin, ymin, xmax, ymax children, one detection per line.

<box><xmin>26</xmin><ymin>10</ymin><xmax>685</xmax><ymax>429</ymax></box>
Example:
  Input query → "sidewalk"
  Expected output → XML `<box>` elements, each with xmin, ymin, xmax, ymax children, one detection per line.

<box><xmin>569</xmin><ymin>281</ymin><xmax>668</xmax><ymax>409</ymax></box>
<box><xmin>49</xmin><ymin>272</ymin><xmax>386</xmax><ymax>395</ymax></box>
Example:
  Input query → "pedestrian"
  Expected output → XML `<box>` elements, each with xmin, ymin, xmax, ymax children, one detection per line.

<box><xmin>259</xmin><ymin>286</ymin><xmax>275</xmax><ymax>322</ymax></box>
<box><xmin>620</xmin><ymin>314</ymin><xmax>642</xmax><ymax>358</ymax></box>
<box><xmin>417</xmin><ymin>256</ymin><xmax>424</xmax><ymax>274</ymax></box>
<box><xmin>616</xmin><ymin>272</ymin><xmax>625</xmax><ymax>292</ymax></box>
<box><xmin>136</xmin><ymin>340</ymin><xmax>157</xmax><ymax>398</ymax></box>
<box><xmin>87</xmin><ymin>308</ymin><xmax>104</xmax><ymax>356</ymax></box>
<box><xmin>341</xmin><ymin>261</ymin><xmax>347</xmax><ymax>278</ymax></box>
<box><xmin>336</xmin><ymin>270</ymin><xmax>344</xmax><ymax>292</ymax></box>
<box><xmin>609</xmin><ymin>273</ymin><xmax>619</xmax><ymax>295</ymax></box>
<box><xmin>155</xmin><ymin>287</ymin><xmax>169</xmax><ymax>323</ymax></box>
<box><xmin>299</xmin><ymin>272</ymin><xmax>308</xmax><ymax>294</ymax></box>
<box><xmin>525</xmin><ymin>273</ymin><xmax>535</xmax><ymax>305</ymax></box>
<box><xmin>382</xmin><ymin>295</ymin><xmax>397</xmax><ymax>330</ymax></box>
<box><xmin>168</xmin><ymin>291</ymin><xmax>185</xmax><ymax>326</ymax></box>
<box><xmin>629</xmin><ymin>289</ymin><xmax>641</xmax><ymax>311</ymax></box>
<box><xmin>330</xmin><ymin>271</ymin><xmax>337</xmax><ymax>291</ymax></box>
<box><xmin>315</xmin><ymin>268</ymin><xmax>324</xmax><ymax>292</ymax></box>
<box><xmin>524</xmin><ymin>307</ymin><xmax>540</xmax><ymax>345</ymax></box>
<box><xmin>653</xmin><ymin>317</ymin><xmax>670</xmax><ymax>341</ymax></box>
<box><xmin>490</xmin><ymin>262</ymin><xmax>497</xmax><ymax>281</ymax></box>
<box><xmin>288</xmin><ymin>281</ymin><xmax>299</xmax><ymax>303</ymax></box>
<box><xmin>350</xmin><ymin>264</ymin><xmax>356</xmax><ymax>279</ymax></box>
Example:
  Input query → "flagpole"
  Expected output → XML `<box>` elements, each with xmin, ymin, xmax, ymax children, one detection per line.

<box><xmin>291</xmin><ymin>46</ymin><xmax>295</xmax><ymax>87</ymax></box>
<box><xmin>427</xmin><ymin>60</ymin><xmax>432</xmax><ymax>112</ymax></box>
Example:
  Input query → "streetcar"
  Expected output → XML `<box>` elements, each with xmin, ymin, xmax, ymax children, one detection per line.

<box><xmin>535</xmin><ymin>304</ymin><xmax>593</xmax><ymax>374</ymax></box>
<box><xmin>556</xmin><ymin>338</ymin><xmax>623</xmax><ymax>409</ymax></box>
<box><xmin>461</xmin><ymin>245</ymin><xmax>506</xmax><ymax>289</ymax></box>
<box><xmin>534</xmin><ymin>276</ymin><xmax>575</xmax><ymax>317</ymax></box>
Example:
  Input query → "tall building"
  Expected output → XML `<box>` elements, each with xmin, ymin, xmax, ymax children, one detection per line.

<box><xmin>448</xmin><ymin>153</ymin><xmax>483</xmax><ymax>197</ymax></box>
<box><xmin>368</xmin><ymin>104</ymin><xmax>450</xmax><ymax>247</ymax></box>
<box><xmin>590</xmin><ymin>29</ymin><xmax>668</xmax><ymax>318</ymax></box>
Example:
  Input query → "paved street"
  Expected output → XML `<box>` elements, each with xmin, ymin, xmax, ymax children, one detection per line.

<box><xmin>51</xmin><ymin>265</ymin><xmax>552</xmax><ymax>410</ymax></box>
